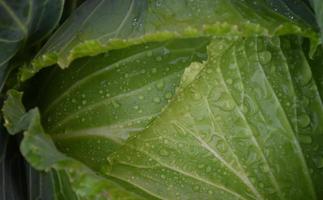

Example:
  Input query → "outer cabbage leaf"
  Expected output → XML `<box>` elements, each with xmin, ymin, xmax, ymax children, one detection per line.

<box><xmin>25</xmin><ymin>0</ymin><xmax>319</xmax><ymax>80</ymax></box>
<box><xmin>267</xmin><ymin>0</ymin><xmax>317</xmax><ymax>28</ymax></box>
<box><xmin>21</xmin><ymin>109</ymin><xmax>147</xmax><ymax>200</ymax></box>
<box><xmin>312</xmin><ymin>0</ymin><xmax>323</xmax><ymax>41</ymax></box>
<box><xmin>2</xmin><ymin>90</ymin><xmax>29</xmax><ymax>135</ymax></box>
<box><xmin>2</xmin><ymin>90</ymin><xmax>148</xmax><ymax>200</ymax></box>
<box><xmin>0</xmin><ymin>0</ymin><xmax>64</xmax><ymax>90</ymax></box>
<box><xmin>105</xmin><ymin>36</ymin><xmax>323</xmax><ymax>199</ymax></box>
<box><xmin>0</xmin><ymin>132</ymin><xmax>27</xmax><ymax>200</ymax></box>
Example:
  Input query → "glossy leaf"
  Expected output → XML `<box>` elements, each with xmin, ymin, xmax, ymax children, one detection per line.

<box><xmin>27</xmin><ymin>38</ymin><xmax>209</xmax><ymax>170</ymax></box>
<box><xmin>0</xmin><ymin>0</ymin><xmax>64</xmax><ymax>90</ymax></box>
<box><xmin>25</xmin><ymin>0</ymin><xmax>319</xmax><ymax>80</ymax></box>
<box><xmin>105</xmin><ymin>37</ymin><xmax>323</xmax><ymax>199</ymax></box>
<box><xmin>20</xmin><ymin>109</ymin><xmax>149</xmax><ymax>200</ymax></box>
<box><xmin>312</xmin><ymin>0</ymin><xmax>323</xmax><ymax>41</ymax></box>
<box><xmin>2</xmin><ymin>89</ymin><xmax>148</xmax><ymax>199</ymax></box>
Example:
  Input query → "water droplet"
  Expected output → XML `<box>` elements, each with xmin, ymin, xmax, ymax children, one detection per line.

<box><xmin>82</xmin><ymin>100</ymin><xmax>87</xmax><ymax>105</ymax></box>
<box><xmin>193</xmin><ymin>185</ymin><xmax>200</xmax><ymax>191</ymax></box>
<box><xmin>226</xmin><ymin>79</ymin><xmax>233</xmax><ymax>85</ymax></box>
<box><xmin>161</xmin><ymin>174</ymin><xmax>166</xmax><ymax>179</ymax></box>
<box><xmin>216</xmin><ymin>140</ymin><xmax>227</xmax><ymax>153</ymax></box>
<box><xmin>165</xmin><ymin>92</ymin><xmax>172</xmax><ymax>99</ymax></box>
<box><xmin>193</xmin><ymin>93</ymin><xmax>201</xmax><ymax>100</ymax></box>
<box><xmin>156</xmin><ymin>81</ymin><xmax>164</xmax><ymax>89</ymax></box>
<box><xmin>152</xmin><ymin>68</ymin><xmax>157</xmax><ymax>73</ymax></box>
<box><xmin>299</xmin><ymin>114</ymin><xmax>311</xmax><ymax>128</ymax></box>
<box><xmin>112</xmin><ymin>100</ymin><xmax>120</xmax><ymax>108</ymax></box>
<box><xmin>313</xmin><ymin>157</ymin><xmax>323</xmax><ymax>168</ymax></box>
<box><xmin>258</xmin><ymin>51</ymin><xmax>272</xmax><ymax>64</ymax></box>
<box><xmin>147</xmin><ymin>51</ymin><xmax>153</xmax><ymax>57</ymax></box>
<box><xmin>156</xmin><ymin>56</ymin><xmax>162</xmax><ymax>61</ymax></box>
<box><xmin>206</xmin><ymin>69</ymin><xmax>213</xmax><ymax>74</ymax></box>
<box><xmin>153</xmin><ymin>97</ymin><xmax>161</xmax><ymax>103</ymax></box>
<box><xmin>138</xmin><ymin>95</ymin><xmax>144</xmax><ymax>100</ymax></box>
<box><xmin>159</xmin><ymin>149</ymin><xmax>169</xmax><ymax>156</ymax></box>
<box><xmin>133</xmin><ymin>105</ymin><xmax>139</xmax><ymax>110</ymax></box>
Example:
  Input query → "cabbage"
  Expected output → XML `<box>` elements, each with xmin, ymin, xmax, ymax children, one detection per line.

<box><xmin>1</xmin><ymin>0</ymin><xmax>323</xmax><ymax>199</ymax></box>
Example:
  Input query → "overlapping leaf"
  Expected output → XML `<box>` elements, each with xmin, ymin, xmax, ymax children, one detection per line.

<box><xmin>3</xmin><ymin>0</ymin><xmax>323</xmax><ymax>199</ymax></box>
<box><xmin>2</xmin><ymin>90</ymin><xmax>147</xmax><ymax>200</ymax></box>
<box><xmin>25</xmin><ymin>38</ymin><xmax>209</xmax><ymax>170</ymax></box>
<box><xmin>312</xmin><ymin>0</ymin><xmax>323</xmax><ymax>41</ymax></box>
<box><xmin>105</xmin><ymin>36</ymin><xmax>323</xmax><ymax>199</ymax></box>
<box><xmin>24</xmin><ymin>0</ymin><xmax>319</xmax><ymax>81</ymax></box>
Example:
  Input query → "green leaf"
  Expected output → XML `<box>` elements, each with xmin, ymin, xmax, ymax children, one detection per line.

<box><xmin>25</xmin><ymin>38</ymin><xmax>209</xmax><ymax>170</ymax></box>
<box><xmin>0</xmin><ymin>0</ymin><xmax>64</xmax><ymax>90</ymax></box>
<box><xmin>2</xmin><ymin>90</ymin><xmax>28</xmax><ymax>135</ymax></box>
<box><xmin>312</xmin><ymin>0</ymin><xmax>323</xmax><ymax>41</ymax></box>
<box><xmin>26</xmin><ymin>0</ymin><xmax>319</xmax><ymax>80</ymax></box>
<box><xmin>267</xmin><ymin>0</ymin><xmax>317</xmax><ymax>28</ymax></box>
<box><xmin>26</xmin><ymin>167</ymin><xmax>55</xmax><ymax>200</ymax></box>
<box><xmin>0</xmin><ymin>132</ymin><xmax>28</xmax><ymax>200</ymax></box>
<box><xmin>2</xmin><ymin>88</ymin><xmax>148</xmax><ymax>199</ymax></box>
<box><xmin>105</xmin><ymin>36</ymin><xmax>323</xmax><ymax>199</ymax></box>
<box><xmin>19</xmin><ymin>108</ymin><xmax>146</xmax><ymax>200</ymax></box>
<box><xmin>309</xmin><ymin>45</ymin><xmax>323</xmax><ymax>100</ymax></box>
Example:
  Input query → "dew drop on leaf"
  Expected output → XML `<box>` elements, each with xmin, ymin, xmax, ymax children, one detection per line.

<box><xmin>146</xmin><ymin>51</ymin><xmax>153</xmax><ymax>57</ymax></box>
<box><xmin>226</xmin><ymin>78</ymin><xmax>233</xmax><ymax>85</ymax></box>
<box><xmin>156</xmin><ymin>81</ymin><xmax>164</xmax><ymax>89</ymax></box>
<box><xmin>165</xmin><ymin>92</ymin><xmax>172</xmax><ymax>99</ymax></box>
<box><xmin>156</xmin><ymin>56</ymin><xmax>162</xmax><ymax>61</ymax></box>
<box><xmin>313</xmin><ymin>157</ymin><xmax>323</xmax><ymax>168</ymax></box>
<box><xmin>153</xmin><ymin>97</ymin><xmax>161</xmax><ymax>103</ymax></box>
<box><xmin>299</xmin><ymin>114</ymin><xmax>311</xmax><ymax>128</ymax></box>
<box><xmin>193</xmin><ymin>185</ymin><xmax>200</xmax><ymax>191</ymax></box>
<box><xmin>258</xmin><ymin>51</ymin><xmax>272</xmax><ymax>64</ymax></box>
<box><xmin>159</xmin><ymin>149</ymin><xmax>169</xmax><ymax>156</ymax></box>
<box><xmin>112</xmin><ymin>100</ymin><xmax>120</xmax><ymax>108</ymax></box>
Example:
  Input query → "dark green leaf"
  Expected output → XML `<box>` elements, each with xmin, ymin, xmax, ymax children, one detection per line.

<box><xmin>0</xmin><ymin>0</ymin><xmax>64</xmax><ymax>91</ymax></box>
<box><xmin>312</xmin><ymin>0</ymin><xmax>323</xmax><ymax>41</ymax></box>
